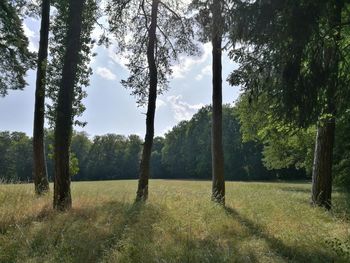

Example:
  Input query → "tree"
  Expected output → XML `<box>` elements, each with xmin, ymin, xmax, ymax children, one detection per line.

<box><xmin>190</xmin><ymin>0</ymin><xmax>233</xmax><ymax>204</ymax></box>
<box><xmin>0</xmin><ymin>132</ymin><xmax>16</xmax><ymax>182</ymax></box>
<box><xmin>236</xmin><ymin>93</ymin><xmax>314</xmax><ymax>179</ymax></box>
<box><xmin>0</xmin><ymin>0</ymin><xmax>35</xmax><ymax>96</ymax></box>
<box><xmin>150</xmin><ymin>136</ymin><xmax>165</xmax><ymax>178</ymax></box>
<box><xmin>161</xmin><ymin>105</ymin><xmax>271</xmax><ymax>181</ymax></box>
<box><xmin>107</xmin><ymin>0</ymin><xmax>197</xmax><ymax>201</ymax></box>
<box><xmin>53</xmin><ymin>0</ymin><xmax>87</xmax><ymax>211</ymax></box>
<box><xmin>210</xmin><ymin>0</ymin><xmax>225</xmax><ymax>204</ymax></box>
<box><xmin>229</xmin><ymin>0</ymin><xmax>350</xmax><ymax>209</ymax></box>
<box><xmin>0</xmin><ymin>131</ymin><xmax>33</xmax><ymax>182</ymax></box>
<box><xmin>70</xmin><ymin>131</ymin><xmax>91</xmax><ymax>180</ymax></box>
<box><xmin>33</xmin><ymin>0</ymin><xmax>51</xmax><ymax>195</ymax></box>
<box><xmin>46</xmin><ymin>0</ymin><xmax>97</xmax><ymax>129</ymax></box>
<box><xmin>11</xmin><ymin>132</ymin><xmax>33</xmax><ymax>182</ymax></box>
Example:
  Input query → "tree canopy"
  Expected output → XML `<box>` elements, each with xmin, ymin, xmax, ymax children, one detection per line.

<box><xmin>0</xmin><ymin>0</ymin><xmax>35</xmax><ymax>96</ymax></box>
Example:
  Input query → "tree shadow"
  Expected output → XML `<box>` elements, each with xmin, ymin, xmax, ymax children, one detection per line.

<box><xmin>332</xmin><ymin>189</ymin><xmax>350</xmax><ymax>220</ymax></box>
<box><xmin>224</xmin><ymin>206</ymin><xmax>335</xmax><ymax>263</ymax></box>
<box><xmin>1</xmin><ymin>200</ymin><xmax>163</xmax><ymax>263</ymax></box>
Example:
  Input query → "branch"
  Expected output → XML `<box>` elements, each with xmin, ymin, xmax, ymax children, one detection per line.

<box><xmin>140</xmin><ymin>0</ymin><xmax>150</xmax><ymax>32</ymax></box>
<box><xmin>156</xmin><ymin>25</ymin><xmax>177</xmax><ymax>58</ymax></box>
<box><xmin>159</xmin><ymin>1</ymin><xmax>181</xmax><ymax>20</ymax></box>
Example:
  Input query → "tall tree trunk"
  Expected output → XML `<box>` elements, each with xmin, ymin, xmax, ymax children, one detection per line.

<box><xmin>211</xmin><ymin>0</ymin><xmax>225</xmax><ymax>205</ymax></box>
<box><xmin>311</xmin><ymin>0</ymin><xmax>342</xmax><ymax>210</ymax></box>
<box><xmin>136</xmin><ymin>0</ymin><xmax>159</xmax><ymax>202</ymax></box>
<box><xmin>53</xmin><ymin>0</ymin><xmax>85</xmax><ymax>211</ymax></box>
<box><xmin>311</xmin><ymin>119</ymin><xmax>335</xmax><ymax>209</ymax></box>
<box><xmin>33</xmin><ymin>0</ymin><xmax>50</xmax><ymax>195</ymax></box>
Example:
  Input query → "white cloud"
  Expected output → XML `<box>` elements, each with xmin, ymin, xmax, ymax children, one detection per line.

<box><xmin>23</xmin><ymin>22</ymin><xmax>38</xmax><ymax>52</ymax></box>
<box><xmin>167</xmin><ymin>95</ymin><xmax>204</xmax><ymax>122</ymax></box>
<box><xmin>171</xmin><ymin>42</ymin><xmax>211</xmax><ymax>79</ymax></box>
<box><xmin>107</xmin><ymin>46</ymin><xmax>129</xmax><ymax>71</ymax></box>
<box><xmin>23</xmin><ymin>23</ymin><xmax>35</xmax><ymax>38</ymax></box>
<box><xmin>195</xmin><ymin>64</ymin><xmax>212</xmax><ymax>81</ymax></box>
<box><xmin>96</xmin><ymin>67</ymin><xmax>117</xmax><ymax>80</ymax></box>
<box><xmin>157</xmin><ymin>99</ymin><xmax>166</xmax><ymax>108</ymax></box>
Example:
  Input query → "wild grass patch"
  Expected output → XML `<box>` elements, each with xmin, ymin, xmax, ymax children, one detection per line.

<box><xmin>0</xmin><ymin>180</ymin><xmax>349</xmax><ymax>262</ymax></box>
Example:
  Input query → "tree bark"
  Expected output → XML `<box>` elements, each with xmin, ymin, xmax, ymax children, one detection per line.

<box><xmin>311</xmin><ymin>0</ymin><xmax>342</xmax><ymax>210</ymax></box>
<box><xmin>33</xmin><ymin>0</ymin><xmax>50</xmax><ymax>195</ymax></box>
<box><xmin>136</xmin><ymin>0</ymin><xmax>159</xmax><ymax>202</ymax></box>
<box><xmin>211</xmin><ymin>0</ymin><xmax>225</xmax><ymax>205</ymax></box>
<box><xmin>311</xmin><ymin>120</ymin><xmax>335</xmax><ymax>209</ymax></box>
<box><xmin>53</xmin><ymin>0</ymin><xmax>85</xmax><ymax>211</ymax></box>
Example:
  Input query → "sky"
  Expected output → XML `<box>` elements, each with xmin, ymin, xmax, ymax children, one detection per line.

<box><xmin>0</xmin><ymin>16</ymin><xmax>241</xmax><ymax>138</ymax></box>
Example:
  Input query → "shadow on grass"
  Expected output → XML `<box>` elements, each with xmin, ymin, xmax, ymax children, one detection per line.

<box><xmin>224</xmin><ymin>206</ymin><xmax>334</xmax><ymax>263</ymax></box>
<box><xmin>0</xmin><ymin>200</ymin><xmax>162</xmax><ymax>263</ymax></box>
<box><xmin>332</xmin><ymin>189</ymin><xmax>350</xmax><ymax>220</ymax></box>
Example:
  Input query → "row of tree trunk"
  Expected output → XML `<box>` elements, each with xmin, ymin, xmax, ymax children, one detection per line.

<box><xmin>32</xmin><ymin>0</ymin><xmax>86</xmax><ymax>210</ymax></box>
<box><xmin>31</xmin><ymin>0</ymin><xmax>338</xmax><ymax>211</ymax></box>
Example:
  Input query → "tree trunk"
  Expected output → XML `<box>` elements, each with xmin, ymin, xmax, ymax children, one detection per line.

<box><xmin>33</xmin><ymin>0</ymin><xmax>50</xmax><ymax>195</ymax></box>
<box><xmin>311</xmin><ymin>119</ymin><xmax>335</xmax><ymax>209</ymax></box>
<box><xmin>136</xmin><ymin>0</ymin><xmax>159</xmax><ymax>202</ymax></box>
<box><xmin>311</xmin><ymin>0</ymin><xmax>342</xmax><ymax>210</ymax></box>
<box><xmin>53</xmin><ymin>0</ymin><xmax>85</xmax><ymax>211</ymax></box>
<box><xmin>211</xmin><ymin>0</ymin><xmax>225</xmax><ymax>205</ymax></box>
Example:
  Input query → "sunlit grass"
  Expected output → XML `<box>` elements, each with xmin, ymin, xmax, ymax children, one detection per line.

<box><xmin>0</xmin><ymin>180</ymin><xmax>349</xmax><ymax>262</ymax></box>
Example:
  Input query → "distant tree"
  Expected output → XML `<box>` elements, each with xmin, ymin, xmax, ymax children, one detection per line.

<box><xmin>84</xmin><ymin>135</ymin><xmax>119</xmax><ymax>180</ymax></box>
<box><xmin>229</xmin><ymin>0</ymin><xmax>350</xmax><ymax>209</ymax></box>
<box><xmin>124</xmin><ymin>135</ymin><xmax>142</xmax><ymax>179</ymax></box>
<box><xmin>151</xmin><ymin>136</ymin><xmax>165</xmax><ymax>178</ymax></box>
<box><xmin>0</xmin><ymin>0</ymin><xmax>35</xmax><ymax>96</ymax></box>
<box><xmin>0</xmin><ymin>132</ymin><xmax>32</xmax><ymax>182</ymax></box>
<box><xmin>107</xmin><ymin>0</ymin><xmax>197</xmax><ymax>201</ymax></box>
<box><xmin>162</xmin><ymin>105</ymin><xmax>271</xmax><ymax>181</ymax></box>
<box><xmin>53</xmin><ymin>0</ymin><xmax>87</xmax><ymax>211</ymax></box>
<box><xmin>162</xmin><ymin>120</ymin><xmax>192</xmax><ymax>178</ymax></box>
<box><xmin>70</xmin><ymin>131</ymin><xmax>91</xmax><ymax>179</ymax></box>
<box><xmin>33</xmin><ymin>0</ymin><xmax>51</xmax><ymax>195</ymax></box>
<box><xmin>0</xmin><ymin>132</ymin><xmax>16</xmax><ymax>181</ymax></box>
<box><xmin>11</xmin><ymin>132</ymin><xmax>33</xmax><ymax>182</ymax></box>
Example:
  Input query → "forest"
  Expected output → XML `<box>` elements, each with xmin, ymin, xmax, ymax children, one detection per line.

<box><xmin>1</xmin><ymin>0</ymin><xmax>350</xmax><ymax>262</ymax></box>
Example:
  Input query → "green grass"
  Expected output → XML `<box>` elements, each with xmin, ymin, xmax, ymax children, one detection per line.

<box><xmin>0</xmin><ymin>180</ymin><xmax>349</xmax><ymax>263</ymax></box>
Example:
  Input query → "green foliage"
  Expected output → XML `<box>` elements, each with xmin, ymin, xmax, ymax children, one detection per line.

<box><xmin>326</xmin><ymin>237</ymin><xmax>350</xmax><ymax>261</ymax></box>
<box><xmin>106</xmin><ymin>0</ymin><xmax>198</xmax><ymax>105</ymax></box>
<box><xmin>189</xmin><ymin>0</ymin><xmax>234</xmax><ymax>42</ymax></box>
<box><xmin>0</xmin><ymin>132</ymin><xmax>32</xmax><ymax>182</ymax></box>
<box><xmin>229</xmin><ymin>0</ymin><xmax>350</xmax><ymax>126</ymax></box>
<box><xmin>46</xmin><ymin>0</ymin><xmax>98</xmax><ymax>127</ymax></box>
<box><xmin>236</xmin><ymin>94</ymin><xmax>316</xmax><ymax>177</ymax></box>
<box><xmin>69</xmin><ymin>152</ymin><xmax>80</xmax><ymax>177</ymax></box>
<box><xmin>333</xmin><ymin>110</ymin><xmax>350</xmax><ymax>191</ymax></box>
<box><xmin>0</xmin><ymin>0</ymin><xmax>35</xmax><ymax>96</ymax></box>
<box><xmin>162</xmin><ymin>105</ymin><xmax>273</xmax><ymax>180</ymax></box>
<box><xmin>82</xmin><ymin>134</ymin><xmax>143</xmax><ymax>180</ymax></box>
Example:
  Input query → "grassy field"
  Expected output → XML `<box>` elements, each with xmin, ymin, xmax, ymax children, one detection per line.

<box><xmin>0</xmin><ymin>180</ymin><xmax>349</xmax><ymax>263</ymax></box>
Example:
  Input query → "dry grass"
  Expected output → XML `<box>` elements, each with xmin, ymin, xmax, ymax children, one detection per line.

<box><xmin>0</xmin><ymin>180</ymin><xmax>349</xmax><ymax>262</ymax></box>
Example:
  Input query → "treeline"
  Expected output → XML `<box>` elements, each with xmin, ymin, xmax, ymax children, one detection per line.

<box><xmin>0</xmin><ymin>105</ymin><xmax>311</xmax><ymax>183</ymax></box>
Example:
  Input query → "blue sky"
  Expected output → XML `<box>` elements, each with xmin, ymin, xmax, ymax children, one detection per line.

<box><xmin>0</xmin><ymin>16</ymin><xmax>241</xmax><ymax>138</ymax></box>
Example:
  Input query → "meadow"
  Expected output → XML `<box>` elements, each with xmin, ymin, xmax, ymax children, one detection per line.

<box><xmin>0</xmin><ymin>180</ymin><xmax>349</xmax><ymax>263</ymax></box>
